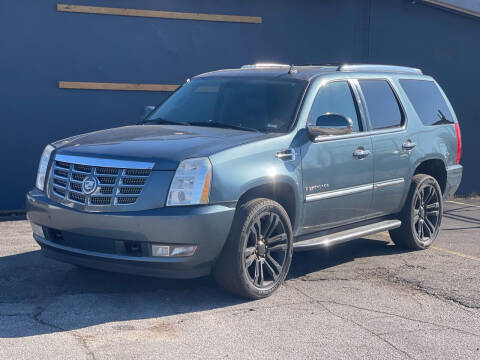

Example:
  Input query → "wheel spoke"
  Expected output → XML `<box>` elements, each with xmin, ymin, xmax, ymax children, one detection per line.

<box><xmin>419</xmin><ymin>219</ymin><xmax>424</xmax><ymax>239</ymax></box>
<box><xmin>425</xmin><ymin>217</ymin><xmax>436</xmax><ymax>236</ymax></box>
<box><xmin>264</xmin><ymin>214</ymin><xmax>279</xmax><ymax>239</ymax></box>
<box><xmin>414</xmin><ymin>196</ymin><xmax>421</xmax><ymax>210</ymax></box>
<box><xmin>266</xmin><ymin>254</ymin><xmax>282</xmax><ymax>274</ymax></box>
<box><xmin>426</xmin><ymin>202</ymin><xmax>439</xmax><ymax>210</ymax></box>
<box><xmin>423</xmin><ymin>220</ymin><xmax>432</xmax><ymax>238</ymax></box>
<box><xmin>426</xmin><ymin>210</ymin><xmax>439</xmax><ymax>217</ymax></box>
<box><xmin>268</xmin><ymin>233</ymin><xmax>287</xmax><ymax>245</ymax></box>
<box><xmin>269</xmin><ymin>244</ymin><xmax>287</xmax><ymax>252</ymax></box>
<box><xmin>424</xmin><ymin>186</ymin><xmax>433</xmax><ymax>205</ymax></box>
<box><xmin>413</xmin><ymin>208</ymin><xmax>420</xmax><ymax>224</ymax></box>
<box><xmin>259</xmin><ymin>261</ymin><xmax>264</xmax><ymax>287</ymax></box>
<box><xmin>244</xmin><ymin>246</ymin><xmax>256</xmax><ymax>257</ymax></box>
<box><xmin>264</xmin><ymin>260</ymin><xmax>279</xmax><ymax>280</ymax></box>
<box><xmin>245</xmin><ymin>254</ymin><xmax>256</xmax><ymax>268</ymax></box>
<box><xmin>253</xmin><ymin>259</ymin><xmax>260</xmax><ymax>285</ymax></box>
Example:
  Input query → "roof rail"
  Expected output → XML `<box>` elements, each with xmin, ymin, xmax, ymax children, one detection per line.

<box><xmin>339</xmin><ymin>64</ymin><xmax>423</xmax><ymax>75</ymax></box>
<box><xmin>241</xmin><ymin>63</ymin><xmax>290</xmax><ymax>69</ymax></box>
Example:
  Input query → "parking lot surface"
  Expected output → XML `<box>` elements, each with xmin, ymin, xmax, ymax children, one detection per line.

<box><xmin>1</xmin><ymin>199</ymin><xmax>479</xmax><ymax>359</ymax></box>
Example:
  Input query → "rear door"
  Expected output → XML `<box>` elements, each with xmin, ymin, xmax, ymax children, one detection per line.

<box><xmin>300</xmin><ymin>80</ymin><xmax>374</xmax><ymax>233</ymax></box>
<box><xmin>356</xmin><ymin>79</ymin><xmax>412</xmax><ymax>216</ymax></box>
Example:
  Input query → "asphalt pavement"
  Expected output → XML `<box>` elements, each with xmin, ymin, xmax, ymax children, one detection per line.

<box><xmin>0</xmin><ymin>199</ymin><xmax>479</xmax><ymax>359</ymax></box>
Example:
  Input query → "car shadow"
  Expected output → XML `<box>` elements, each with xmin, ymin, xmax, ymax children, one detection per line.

<box><xmin>0</xmin><ymin>237</ymin><xmax>406</xmax><ymax>338</ymax></box>
<box><xmin>289</xmin><ymin>237</ymin><xmax>407</xmax><ymax>279</ymax></box>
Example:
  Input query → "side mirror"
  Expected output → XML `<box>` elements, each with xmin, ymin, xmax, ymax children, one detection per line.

<box><xmin>141</xmin><ymin>105</ymin><xmax>156</xmax><ymax>121</ymax></box>
<box><xmin>307</xmin><ymin>113</ymin><xmax>353</xmax><ymax>140</ymax></box>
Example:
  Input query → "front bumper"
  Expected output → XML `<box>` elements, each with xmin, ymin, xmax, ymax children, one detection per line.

<box><xmin>26</xmin><ymin>189</ymin><xmax>236</xmax><ymax>278</ymax></box>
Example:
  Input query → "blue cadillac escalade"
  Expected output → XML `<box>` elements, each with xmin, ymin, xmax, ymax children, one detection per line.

<box><xmin>27</xmin><ymin>64</ymin><xmax>463</xmax><ymax>299</ymax></box>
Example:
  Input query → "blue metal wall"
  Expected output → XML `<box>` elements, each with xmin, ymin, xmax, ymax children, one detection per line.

<box><xmin>0</xmin><ymin>0</ymin><xmax>478</xmax><ymax>211</ymax></box>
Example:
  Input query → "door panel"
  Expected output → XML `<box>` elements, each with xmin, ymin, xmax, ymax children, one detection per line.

<box><xmin>357</xmin><ymin>79</ymin><xmax>411</xmax><ymax>216</ymax></box>
<box><xmin>371</xmin><ymin>132</ymin><xmax>410</xmax><ymax>215</ymax></box>
<box><xmin>301</xmin><ymin>137</ymin><xmax>374</xmax><ymax>232</ymax></box>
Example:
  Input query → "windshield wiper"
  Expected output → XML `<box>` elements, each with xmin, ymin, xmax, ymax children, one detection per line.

<box><xmin>141</xmin><ymin>118</ymin><xmax>191</xmax><ymax>126</ymax></box>
<box><xmin>189</xmin><ymin>121</ymin><xmax>260</xmax><ymax>132</ymax></box>
<box><xmin>431</xmin><ymin>109</ymin><xmax>454</xmax><ymax>125</ymax></box>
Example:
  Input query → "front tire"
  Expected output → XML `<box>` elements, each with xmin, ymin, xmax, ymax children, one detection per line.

<box><xmin>389</xmin><ymin>174</ymin><xmax>443</xmax><ymax>250</ymax></box>
<box><xmin>214</xmin><ymin>198</ymin><xmax>293</xmax><ymax>299</ymax></box>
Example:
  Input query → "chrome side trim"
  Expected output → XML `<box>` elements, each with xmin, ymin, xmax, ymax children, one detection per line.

<box><xmin>311</xmin><ymin>127</ymin><xmax>406</xmax><ymax>142</ymax></box>
<box><xmin>55</xmin><ymin>154</ymin><xmax>154</xmax><ymax>169</ymax></box>
<box><xmin>373</xmin><ymin>178</ymin><xmax>405</xmax><ymax>189</ymax></box>
<box><xmin>305</xmin><ymin>178</ymin><xmax>405</xmax><ymax>202</ymax></box>
<box><xmin>305</xmin><ymin>183</ymin><xmax>373</xmax><ymax>202</ymax></box>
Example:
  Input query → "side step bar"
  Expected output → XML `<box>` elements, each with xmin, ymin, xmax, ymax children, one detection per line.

<box><xmin>293</xmin><ymin>220</ymin><xmax>401</xmax><ymax>251</ymax></box>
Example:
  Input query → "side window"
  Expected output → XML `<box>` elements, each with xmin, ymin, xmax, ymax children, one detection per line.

<box><xmin>358</xmin><ymin>80</ymin><xmax>404</xmax><ymax>129</ymax></box>
<box><xmin>307</xmin><ymin>81</ymin><xmax>362</xmax><ymax>132</ymax></box>
<box><xmin>399</xmin><ymin>79</ymin><xmax>454</xmax><ymax>126</ymax></box>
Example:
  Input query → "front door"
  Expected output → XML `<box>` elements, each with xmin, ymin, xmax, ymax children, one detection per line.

<box><xmin>300</xmin><ymin>80</ymin><xmax>374</xmax><ymax>233</ymax></box>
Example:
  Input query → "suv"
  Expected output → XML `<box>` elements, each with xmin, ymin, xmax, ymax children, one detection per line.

<box><xmin>27</xmin><ymin>64</ymin><xmax>463</xmax><ymax>299</ymax></box>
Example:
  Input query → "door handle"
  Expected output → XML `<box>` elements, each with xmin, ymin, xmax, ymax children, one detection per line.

<box><xmin>402</xmin><ymin>140</ymin><xmax>416</xmax><ymax>150</ymax></box>
<box><xmin>275</xmin><ymin>148</ymin><xmax>296</xmax><ymax>161</ymax></box>
<box><xmin>353</xmin><ymin>147</ymin><xmax>371</xmax><ymax>159</ymax></box>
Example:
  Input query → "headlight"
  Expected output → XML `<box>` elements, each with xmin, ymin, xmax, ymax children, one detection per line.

<box><xmin>35</xmin><ymin>145</ymin><xmax>55</xmax><ymax>191</ymax></box>
<box><xmin>167</xmin><ymin>157</ymin><xmax>212</xmax><ymax>206</ymax></box>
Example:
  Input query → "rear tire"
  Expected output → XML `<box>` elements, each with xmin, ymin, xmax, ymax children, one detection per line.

<box><xmin>213</xmin><ymin>198</ymin><xmax>293</xmax><ymax>299</ymax></box>
<box><xmin>389</xmin><ymin>174</ymin><xmax>443</xmax><ymax>250</ymax></box>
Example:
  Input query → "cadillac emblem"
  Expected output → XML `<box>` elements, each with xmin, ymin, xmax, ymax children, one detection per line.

<box><xmin>82</xmin><ymin>175</ymin><xmax>98</xmax><ymax>195</ymax></box>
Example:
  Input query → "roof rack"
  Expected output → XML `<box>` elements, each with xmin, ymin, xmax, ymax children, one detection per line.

<box><xmin>241</xmin><ymin>63</ymin><xmax>290</xmax><ymax>69</ymax></box>
<box><xmin>338</xmin><ymin>64</ymin><xmax>422</xmax><ymax>75</ymax></box>
<box><xmin>240</xmin><ymin>63</ymin><xmax>423</xmax><ymax>75</ymax></box>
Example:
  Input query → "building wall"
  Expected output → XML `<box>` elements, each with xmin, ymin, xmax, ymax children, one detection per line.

<box><xmin>0</xmin><ymin>0</ymin><xmax>478</xmax><ymax>211</ymax></box>
<box><xmin>368</xmin><ymin>0</ymin><xmax>479</xmax><ymax>198</ymax></box>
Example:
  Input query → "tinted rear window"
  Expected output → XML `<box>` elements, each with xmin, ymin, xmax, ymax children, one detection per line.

<box><xmin>399</xmin><ymin>79</ymin><xmax>454</xmax><ymax>125</ymax></box>
<box><xmin>359</xmin><ymin>80</ymin><xmax>404</xmax><ymax>129</ymax></box>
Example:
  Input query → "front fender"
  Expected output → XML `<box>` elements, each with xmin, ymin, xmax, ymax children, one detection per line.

<box><xmin>208</xmin><ymin>135</ymin><xmax>304</xmax><ymax>231</ymax></box>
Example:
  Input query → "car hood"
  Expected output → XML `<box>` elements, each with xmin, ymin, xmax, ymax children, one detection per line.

<box><xmin>54</xmin><ymin>125</ymin><xmax>275</xmax><ymax>170</ymax></box>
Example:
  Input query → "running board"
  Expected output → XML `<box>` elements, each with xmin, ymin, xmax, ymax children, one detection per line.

<box><xmin>293</xmin><ymin>220</ymin><xmax>401</xmax><ymax>251</ymax></box>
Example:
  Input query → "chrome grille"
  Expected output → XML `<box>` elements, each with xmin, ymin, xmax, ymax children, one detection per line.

<box><xmin>117</xmin><ymin>197</ymin><xmax>137</xmax><ymax>204</ymax></box>
<box><xmin>50</xmin><ymin>157</ymin><xmax>152</xmax><ymax>206</ymax></box>
<box><xmin>122</xmin><ymin>177</ymin><xmax>147</xmax><ymax>185</ymax></box>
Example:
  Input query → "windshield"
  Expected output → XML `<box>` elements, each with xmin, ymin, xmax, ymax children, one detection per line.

<box><xmin>145</xmin><ymin>76</ymin><xmax>307</xmax><ymax>133</ymax></box>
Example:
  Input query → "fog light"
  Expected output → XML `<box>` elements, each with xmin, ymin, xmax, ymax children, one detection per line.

<box><xmin>30</xmin><ymin>222</ymin><xmax>44</xmax><ymax>238</ymax></box>
<box><xmin>152</xmin><ymin>245</ymin><xmax>170</xmax><ymax>257</ymax></box>
<box><xmin>151</xmin><ymin>244</ymin><xmax>197</xmax><ymax>257</ymax></box>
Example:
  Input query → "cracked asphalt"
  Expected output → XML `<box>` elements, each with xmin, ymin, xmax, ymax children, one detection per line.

<box><xmin>1</xmin><ymin>199</ymin><xmax>479</xmax><ymax>359</ymax></box>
